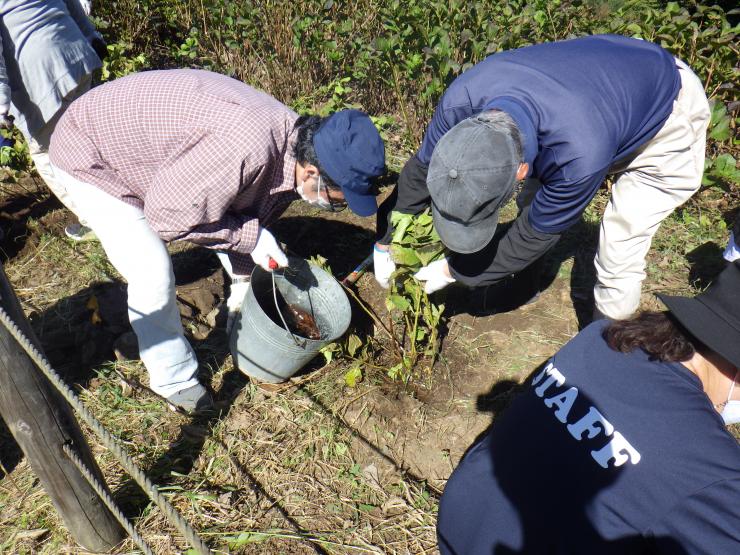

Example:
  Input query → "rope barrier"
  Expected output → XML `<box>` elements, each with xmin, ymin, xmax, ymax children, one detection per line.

<box><xmin>62</xmin><ymin>443</ymin><xmax>155</xmax><ymax>555</ymax></box>
<box><xmin>0</xmin><ymin>305</ymin><xmax>213</xmax><ymax>555</ymax></box>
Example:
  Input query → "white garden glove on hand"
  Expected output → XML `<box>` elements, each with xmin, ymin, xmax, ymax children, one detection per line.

<box><xmin>373</xmin><ymin>243</ymin><xmax>396</xmax><ymax>288</ymax></box>
<box><xmin>0</xmin><ymin>105</ymin><xmax>13</xmax><ymax>130</ymax></box>
<box><xmin>414</xmin><ymin>258</ymin><xmax>456</xmax><ymax>294</ymax></box>
<box><xmin>250</xmin><ymin>227</ymin><xmax>288</xmax><ymax>271</ymax></box>
<box><xmin>226</xmin><ymin>280</ymin><xmax>250</xmax><ymax>334</ymax></box>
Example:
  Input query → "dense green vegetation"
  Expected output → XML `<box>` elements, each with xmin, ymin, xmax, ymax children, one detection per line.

<box><xmin>95</xmin><ymin>1</ymin><xmax>737</xmax><ymax>151</ymax></box>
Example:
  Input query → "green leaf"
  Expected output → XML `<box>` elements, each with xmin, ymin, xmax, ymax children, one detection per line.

<box><xmin>226</xmin><ymin>532</ymin><xmax>270</xmax><ymax>547</ymax></box>
<box><xmin>709</xmin><ymin>101</ymin><xmax>730</xmax><ymax>141</ymax></box>
<box><xmin>415</xmin><ymin>212</ymin><xmax>434</xmax><ymax>227</ymax></box>
<box><xmin>391</xmin><ymin>211</ymin><xmax>414</xmax><ymax>242</ymax></box>
<box><xmin>346</xmin><ymin>333</ymin><xmax>363</xmax><ymax>357</ymax></box>
<box><xmin>386</xmin><ymin>294</ymin><xmax>411</xmax><ymax>311</ymax></box>
<box><xmin>345</xmin><ymin>365</ymin><xmax>363</xmax><ymax>387</ymax></box>
<box><xmin>713</xmin><ymin>154</ymin><xmax>737</xmax><ymax>179</ymax></box>
<box><xmin>320</xmin><ymin>343</ymin><xmax>337</xmax><ymax>364</ymax></box>
<box><xmin>391</xmin><ymin>246</ymin><xmax>421</xmax><ymax>266</ymax></box>
<box><xmin>417</xmin><ymin>246</ymin><xmax>445</xmax><ymax>266</ymax></box>
<box><xmin>387</xmin><ymin>363</ymin><xmax>403</xmax><ymax>380</ymax></box>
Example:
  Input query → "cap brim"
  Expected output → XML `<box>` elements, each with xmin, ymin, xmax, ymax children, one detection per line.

<box><xmin>658</xmin><ymin>294</ymin><xmax>740</xmax><ymax>369</ymax></box>
<box><xmin>342</xmin><ymin>184</ymin><xmax>377</xmax><ymax>217</ymax></box>
<box><xmin>431</xmin><ymin>202</ymin><xmax>498</xmax><ymax>254</ymax></box>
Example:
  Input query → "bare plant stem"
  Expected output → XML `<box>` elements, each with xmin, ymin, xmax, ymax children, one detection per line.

<box><xmin>389</xmin><ymin>60</ymin><xmax>417</xmax><ymax>145</ymax></box>
<box><xmin>341</xmin><ymin>283</ymin><xmax>404</xmax><ymax>359</ymax></box>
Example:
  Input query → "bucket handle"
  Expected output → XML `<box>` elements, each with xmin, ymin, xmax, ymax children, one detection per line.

<box><xmin>271</xmin><ymin>267</ymin><xmax>307</xmax><ymax>348</ymax></box>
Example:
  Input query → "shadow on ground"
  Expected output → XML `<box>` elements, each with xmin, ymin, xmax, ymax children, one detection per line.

<box><xmin>441</xmin><ymin>217</ymin><xmax>600</xmax><ymax>332</ymax></box>
<box><xmin>271</xmin><ymin>215</ymin><xmax>376</xmax><ymax>279</ymax></box>
<box><xmin>0</xmin><ymin>179</ymin><xmax>60</xmax><ymax>257</ymax></box>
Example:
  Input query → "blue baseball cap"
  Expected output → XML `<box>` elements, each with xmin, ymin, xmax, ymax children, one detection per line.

<box><xmin>313</xmin><ymin>110</ymin><xmax>385</xmax><ymax>217</ymax></box>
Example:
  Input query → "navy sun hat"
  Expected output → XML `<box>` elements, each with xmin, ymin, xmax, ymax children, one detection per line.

<box><xmin>658</xmin><ymin>260</ymin><xmax>740</xmax><ymax>369</ymax></box>
<box><xmin>313</xmin><ymin>110</ymin><xmax>385</xmax><ymax>217</ymax></box>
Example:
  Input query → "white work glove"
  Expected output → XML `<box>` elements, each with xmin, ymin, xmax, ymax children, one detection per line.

<box><xmin>250</xmin><ymin>227</ymin><xmax>288</xmax><ymax>271</ymax></box>
<box><xmin>414</xmin><ymin>258</ymin><xmax>456</xmax><ymax>294</ymax></box>
<box><xmin>724</xmin><ymin>231</ymin><xmax>740</xmax><ymax>262</ymax></box>
<box><xmin>226</xmin><ymin>280</ymin><xmax>250</xmax><ymax>334</ymax></box>
<box><xmin>0</xmin><ymin>105</ymin><xmax>13</xmax><ymax>130</ymax></box>
<box><xmin>373</xmin><ymin>243</ymin><xmax>396</xmax><ymax>289</ymax></box>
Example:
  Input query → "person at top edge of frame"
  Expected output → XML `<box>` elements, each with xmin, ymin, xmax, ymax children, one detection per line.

<box><xmin>438</xmin><ymin>260</ymin><xmax>740</xmax><ymax>554</ymax></box>
<box><xmin>372</xmin><ymin>34</ymin><xmax>710</xmax><ymax>321</ymax></box>
<box><xmin>47</xmin><ymin>69</ymin><xmax>385</xmax><ymax>413</ymax></box>
<box><xmin>0</xmin><ymin>0</ymin><xmax>106</xmax><ymax>239</ymax></box>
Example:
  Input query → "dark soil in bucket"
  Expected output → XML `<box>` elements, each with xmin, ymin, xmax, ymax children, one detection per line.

<box><xmin>256</xmin><ymin>282</ymin><xmax>322</xmax><ymax>340</ymax></box>
<box><xmin>284</xmin><ymin>304</ymin><xmax>321</xmax><ymax>340</ymax></box>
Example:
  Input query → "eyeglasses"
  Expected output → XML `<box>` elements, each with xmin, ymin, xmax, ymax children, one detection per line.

<box><xmin>317</xmin><ymin>175</ymin><xmax>348</xmax><ymax>213</ymax></box>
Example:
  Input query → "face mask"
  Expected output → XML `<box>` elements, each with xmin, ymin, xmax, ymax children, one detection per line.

<box><xmin>720</xmin><ymin>372</ymin><xmax>740</xmax><ymax>425</ymax></box>
<box><xmin>297</xmin><ymin>174</ymin><xmax>333</xmax><ymax>211</ymax></box>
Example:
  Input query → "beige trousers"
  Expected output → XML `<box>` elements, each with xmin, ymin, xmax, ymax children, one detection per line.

<box><xmin>594</xmin><ymin>59</ymin><xmax>710</xmax><ymax>319</ymax></box>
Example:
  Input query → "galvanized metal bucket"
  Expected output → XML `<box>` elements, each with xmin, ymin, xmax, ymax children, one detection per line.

<box><xmin>229</xmin><ymin>257</ymin><xmax>351</xmax><ymax>383</ymax></box>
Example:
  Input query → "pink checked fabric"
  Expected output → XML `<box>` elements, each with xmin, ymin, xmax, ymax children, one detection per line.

<box><xmin>49</xmin><ymin>69</ymin><xmax>299</xmax><ymax>274</ymax></box>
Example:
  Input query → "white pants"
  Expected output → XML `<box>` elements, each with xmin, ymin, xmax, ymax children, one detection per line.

<box><xmin>594</xmin><ymin>59</ymin><xmax>710</xmax><ymax>319</ymax></box>
<box><xmin>47</xmin><ymin>166</ymin><xmax>200</xmax><ymax>397</ymax></box>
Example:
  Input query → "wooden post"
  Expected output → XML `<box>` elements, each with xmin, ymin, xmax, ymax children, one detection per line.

<box><xmin>0</xmin><ymin>263</ymin><xmax>125</xmax><ymax>551</ymax></box>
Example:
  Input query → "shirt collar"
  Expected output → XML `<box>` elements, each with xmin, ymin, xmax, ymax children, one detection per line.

<box><xmin>483</xmin><ymin>97</ymin><xmax>538</xmax><ymax>176</ymax></box>
<box><xmin>280</xmin><ymin>121</ymin><xmax>300</xmax><ymax>200</ymax></box>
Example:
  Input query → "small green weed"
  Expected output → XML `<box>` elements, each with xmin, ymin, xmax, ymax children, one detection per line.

<box><xmin>386</xmin><ymin>210</ymin><xmax>446</xmax><ymax>382</ymax></box>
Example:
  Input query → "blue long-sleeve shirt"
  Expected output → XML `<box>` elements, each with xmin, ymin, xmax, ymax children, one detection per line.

<box><xmin>377</xmin><ymin>35</ymin><xmax>682</xmax><ymax>286</ymax></box>
<box><xmin>417</xmin><ymin>34</ymin><xmax>680</xmax><ymax>234</ymax></box>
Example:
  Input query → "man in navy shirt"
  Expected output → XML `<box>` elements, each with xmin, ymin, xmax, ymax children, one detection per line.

<box><xmin>438</xmin><ymin>262</ymin><xmax>740</xmax><ymax>554</ymax></box>
<box><xmin>373</xmin><ymin>35</ymin><xmax>710</xmax><ymax>320</ymax></box>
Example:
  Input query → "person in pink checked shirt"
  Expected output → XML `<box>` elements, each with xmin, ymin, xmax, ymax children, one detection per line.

<box><xmin>47</xmin><ymin>69</ymin><xmax>386</xmax><ymax>413</ymax></box>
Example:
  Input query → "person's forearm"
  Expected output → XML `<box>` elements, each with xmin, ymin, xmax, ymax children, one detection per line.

<box><xmin>376</xmin><ymin>155</ymin><xmax>430</xmax><ymax>244</ymax></box>
<box><xmin>63</xmin><ymin>0</ymin><xmax>102</xmax><ymax>42</ymax></box>
<box><xmin>449</xmin><ymin>206</ymin><xmax>560</xmax><ymax>287</ymax></box>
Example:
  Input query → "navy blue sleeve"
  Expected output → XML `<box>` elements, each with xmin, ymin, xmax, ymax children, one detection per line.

<box><xmin>449</xmin><ymin>205</ymin><xmax>560</xmax><ymax>286</ymax></box>
<box><xmin>529</xmin><ymin>169</ymin><xmax>609</xmax><ymax>234</ymax></box>
<box><xmin>650</xmin><ymin>478</ymin><xmax>740</xmax><ymax>554</ymax></box>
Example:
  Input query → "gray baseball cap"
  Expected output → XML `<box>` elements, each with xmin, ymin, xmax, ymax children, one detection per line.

<box><xmin>427</xmin><ymin>116</ymin><xmax>519</xmax><ymax>254</ymax></box>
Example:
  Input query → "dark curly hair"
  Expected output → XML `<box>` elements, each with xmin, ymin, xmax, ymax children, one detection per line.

<box><xmin>292</xmin><ymin>115</ymin><xmax>341</xmax><ymax>192</ymax></box>
<box><xmin>603</xmin><ymin>311</ymin><xmax>703</xmax><ymax>362</ymax></box>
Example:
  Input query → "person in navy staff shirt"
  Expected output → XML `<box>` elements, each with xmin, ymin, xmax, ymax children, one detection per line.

<box><xmin>373</xmin><ymin>34</ymin><xmax>710</xmax><ymax>320</ymax></box>
<box><xmin>437</xmin><ymin>260</ymin><xmax>740</xmax><ymax>554</ymax></box>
